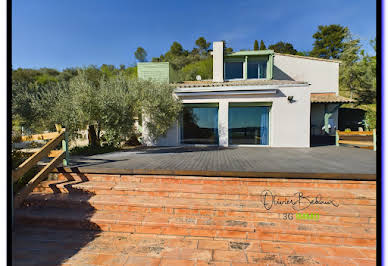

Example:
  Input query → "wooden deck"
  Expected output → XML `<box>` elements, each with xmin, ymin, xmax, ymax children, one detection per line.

<box><xmin>65</xmin><ymin>146</ymin><xmax>376</xmax><ymax>180</ymax></box>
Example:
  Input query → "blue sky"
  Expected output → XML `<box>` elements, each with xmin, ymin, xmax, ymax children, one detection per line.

<box><xmin>12</xmin><ymin>0</ymin><xmax>376</xmax><ymax>70</ymax></box>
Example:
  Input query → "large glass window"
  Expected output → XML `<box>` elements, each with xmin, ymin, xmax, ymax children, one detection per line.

<box><xmin>180</xmin><ymin>104</ymin><xmax>219</xmax><ymax>144</ymax></box>
<box><xmin>224</xmin><ymin>62</ymin><xmax>243</xmax><ymax>80</ymax></box>
<box><xmin>247</xmin><ymin>61</ymin><xmax>267</xmax><ymax>79</ymax></box>
<box><xmin>228</xmin><ymin>103</ymin><xmax>269</xmax><ymax>145</ymax></box>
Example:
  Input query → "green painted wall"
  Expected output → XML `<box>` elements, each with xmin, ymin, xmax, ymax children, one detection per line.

<box><xmin>137</xmin><ymin>62</ymin><xmax>170</xmax><ymax>83</ymax></box>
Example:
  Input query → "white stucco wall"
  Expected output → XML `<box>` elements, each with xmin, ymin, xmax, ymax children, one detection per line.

<box><xmin>144</xmin><ymin>85</ymin><xmax>311</xmax><ymax>148</ymax></box>
<box><xmin>213</xmin><ymin>41</ymin><xmax>224</xmax><ymax>82</ymax></box>
<box><xmin>273</xmin><ymin>54</ymin><xmax>339</xmax><ymax>94</ymax></box>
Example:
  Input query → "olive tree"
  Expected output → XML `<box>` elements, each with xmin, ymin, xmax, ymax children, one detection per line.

<box><xmin>29</xmin><ymin>70</ymin><xmax>181</xmax><ymax>147</ymax></box>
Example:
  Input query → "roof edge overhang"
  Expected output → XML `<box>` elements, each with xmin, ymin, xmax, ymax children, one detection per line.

<box><xmin>175</xmin><ymin>89</ymin><xmax>278</xmax><ymax>97</ymax></box>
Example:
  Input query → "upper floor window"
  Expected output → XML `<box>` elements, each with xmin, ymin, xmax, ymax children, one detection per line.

<box><xmin>224</xmin><ymin>62</ymin><xmax>243</xmax><ymax>80</ymax></box>
<box><xmin>247</xmin><ymin>61</ymin><xmax>267</xmax><ymax>79</ymax></box>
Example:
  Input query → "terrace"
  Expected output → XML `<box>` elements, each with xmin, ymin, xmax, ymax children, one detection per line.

<box><xmin>66</xmin><ymin>145</ymin><xmax>376</xmax><ymax>179</ymax></box>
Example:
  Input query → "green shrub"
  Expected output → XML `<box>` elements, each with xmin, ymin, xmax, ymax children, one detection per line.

<box><xmin>364</xmin><ymin>109</ymin><xmax>376</xmax><ymax>130</ymax></box>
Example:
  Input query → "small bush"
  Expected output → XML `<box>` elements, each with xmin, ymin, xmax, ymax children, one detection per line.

<box><xmin>364</xmin><ymin>109</ymin><xmax>376</xmax><ymax>130</ymax></box>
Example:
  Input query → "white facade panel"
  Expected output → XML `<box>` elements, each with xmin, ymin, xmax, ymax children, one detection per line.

<box><xmin>143</xmin><ymin>85</ymin><xmax>311</xmax><ymax>148</ymax></box>
<box><xmin>273</xmin><ymin>54</ymin><xmax>339</xmax><ymax>94</ymax></box>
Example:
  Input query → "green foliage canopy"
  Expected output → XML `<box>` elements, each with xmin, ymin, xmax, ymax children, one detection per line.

<box><xmin>268</xmin><ymin>41</ymin><xmax>297</xmax><ymax>54</ymax></box>
<box><xmin>134</xmin><ymin>47</ymin><xmax>147</xmax><ymax>62</ymax></box>
<box><xmin>259</xmin><ymin>40</ymin><xmax>266</xmax><ymax>50</ymax></box>
<box><xmin>253</xmin><ymin>40</ymin><xmax>259</xmax><ymax>51</ymax></box>
<box><xmin>310</xmin><ymin>24</ymin><xmax>349</xmax><ymax>59</ymax></box>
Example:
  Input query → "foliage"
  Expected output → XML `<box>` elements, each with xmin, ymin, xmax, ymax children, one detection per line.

<box><xmin>134</xmin><ymin>47</ymin><xmax>147</xmax><ymax>62</ymax></box>
<box><xmin>140</xmin><ymin>80</ymin><xmax>182</xmax><ymax>140</ymax></box>
<box><xmin>195</xmin><ymin>37</ymin><xmax>211</xmax><ymax>56</ymax></box>
<box><xmin>259</xmin><ymin>40</ymin><xmax>266</xmax><ymax>50</ymax></box>
<box><xmin>364</xmin><ymin>108</ymin><xmax>376</xmax><ymax>130</ymax></box>
<box><xmin>24</xmin><ymin>70</ymin><xmax>181</xmax><ymax>146</ymax></box>
<box><xmin>181</xmin><ymin>57</ymin><xmax>213</xmax><ymax>81</ymax></box>
<box><xmin>253</xmin><ymin>40</ymin><xmax>259</xmax><ymax>51</ymax></box>
<box><xmin>310</xmin><ymin>24</ymin><xmax>349</xmax><ymax>59</ymax></box>
<box><xmin>222</xmin><ymin>40</ymin><xmax>233</xmax><ymax>53</ymax></box>
<box><xmin>295</xmin><ymin>50</ymin><xmax>310</xmax><ymax>56</ymax></box>
<box><xmin>339</xmin><ymin>34</ymin><xmax>376</xmax><ymax>104</ymax></box>
<box><xmin>268</xmin><ymin>41</ymin><xmax>297</xmax><ymax>54</ymax></box>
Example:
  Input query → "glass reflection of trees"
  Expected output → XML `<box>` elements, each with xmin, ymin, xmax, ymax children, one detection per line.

<box><xmin>181</xmin><ymin>106</ymin><xmax>218</xmax><ymax>144</ymax></box>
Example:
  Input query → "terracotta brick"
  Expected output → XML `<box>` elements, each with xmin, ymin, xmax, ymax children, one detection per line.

<box><xmin>351</xmin><ymin>258</ymin><xmax>377</xmax><ymax>266</ymax></box>
<box><xmin>247</xmin><ymin>231</ymin><xmax>276</xmax><ymax>241</ymax></box>
<box><xmin>216</xmin><ymin>230</ymin><xmax>247</xmax><ymax>239</ymax></box>
<box><xmin>196</xmin><ymin>261</ymin><xmax>231</xmax><ymax>266</ymax></box>
<box><xmin>124</xmin><ymin>256</ymin><xmax>160</xmax><ymax>266</ymax></box>
<box><xmin>276</xmin><ymin>233</ymin><xmax>310</xmax><ymax>243</ymax></box>
<box><xmin>213</xmin><ymin>250</ymin><xmax>247</xmax><ymax>262</ymax></box>
<box><xmin>190</xmin><ymin>229</ymin><xmax>217</xmax><ymax>238</ymax></box>
<box><xmin>162</xmin><ymin>226</ymin><xmax>190</xmax><ymax>236</ymax></box>
<box><xmin>165</xmin><ymin>239</ymin><xmax>198</xmax><ymax>249</ymax></box>
<box><xmin>359</xmin><ymin>248</ymin><xmax>377</xmax><ymax>259</ymax></box>
<box><xmin>135</xmin><ymin>225</ymin><xmax>162</xmax><ymax>234</ymax></box>
<box><xmin>246</xmin><ymin>252</ymin><xmax>285</xmax><ymax>265</ymax></box>
<box><xmin>162</xmin><ymin>248</ymin><xmax>212</xmax><ymax>261</ymax></box>
<box><xmin>160</xmin><ymin>259</ymin><xmax>195</xmax><ymax>266</ymax></box>
<box><xmin>326</xmin><ymin>246</ymin><xmax>366</xmax><ymax>258</ymax></box>
<box><xmin>91</xmin><ymin>253</ymin><xmax>128</xmax><ymax>265</ymax></box>
<box><xmin>110</xmin><ymin>224</ymin><xmax>135</xmax><ymax>233</ymax></box>
<box><xmin>312</xmin><ymin>256</ymin><xmax>358</xmax><ymax>266</ymax></box>
<box><xmin>198</xmin><ymin>240</ymin><xmax>229</xmax><ymax>250</ymax></box>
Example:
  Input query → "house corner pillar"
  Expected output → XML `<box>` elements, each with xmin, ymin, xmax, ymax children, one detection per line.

<box><xmin>218</xmin><ymin>101</ymin><xmax>229</xmax><ymax>147</ymax></box>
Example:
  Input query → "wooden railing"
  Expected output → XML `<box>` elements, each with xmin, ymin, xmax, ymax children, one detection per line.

<box><xmin>12</xmin><ymin>128</ymin><xmax>69</xmax><ymax>208</ymax></box>
<box><xmin>336</xmin><ymin>129</ymin><xmax>376</xmax><ymax>151</ymax></box>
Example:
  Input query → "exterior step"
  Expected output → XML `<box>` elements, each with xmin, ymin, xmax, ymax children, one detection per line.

<box><xmin>19</xmin><ymin>192</ymin><xmax>376</xmax><ymax>241</ymax></box>
<box><xmin>24</xmin><ymin>190</ymin><xmax>376</xmax><ymax>218</ymax></box>
<box><xmin>15</xmin><ymin>172</ymin><xmax>376</xmax><ymax>265</ymax></box>
<box><xmin>33</xmin><ymin>179</ymin><xmax>377</xmax><ymax>200</ymax></box>
<box><xmin>14</xmin><ymin>206</ymin><xmax>375</xmax><ymax>246</ymax></box>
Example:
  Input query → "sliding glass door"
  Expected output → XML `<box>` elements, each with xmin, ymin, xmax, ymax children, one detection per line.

<box><xmin>228</xmin><ymin>103</ymin><xmax>270</xmax><ymax>145</ymax></box>
<box><xmin>180</xmin><ymin>103</ymin><xmax>219</xmax><ymax>144</ymax></box>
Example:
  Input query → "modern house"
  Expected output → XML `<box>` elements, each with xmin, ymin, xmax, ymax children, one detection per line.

<box><xmin>139</xmin><ymin>41</ymin><xmax>354</xmax><ymax>148</ymax></box>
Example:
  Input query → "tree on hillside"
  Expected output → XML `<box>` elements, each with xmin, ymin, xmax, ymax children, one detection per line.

<box><xmin>310</xmin><ymin>24</ymin><xmax>349</xmax><ymax>59</ymax></box>
<box><xmin>134</xmin><ymin>47</ymin><xmax>147</xmax><ymax>62</ymax></box>
<box><xmin>222</xmin><ymin>40</ymin><xmax>233</xmax><ymax>53</ymax></box>
<box><xmin>268</xmin><ymin>41</ymin><xmax>297</xmax><ymax>54</ymax></box>
<box><xmin>170</xmin><ymin>42</ymin><xmax>184</xmax><ymax>56</ymax></box>
<box><xmin>259</xmin><ymin>40</ymin><xmax>266</xmax><ymax>50</ymax></box>
<box><xmin>195</xmin><ymin>37</ymin><xmax>211</xmax><ymax>55</ymax></box>
<box><xmin>295</xmin><ymin>51</ymin><xmax>310</xmax><ymax>56</ymax></box>
<box><xmin>339</xmin><ymin>34</ymin><xmax>376</xmax><ymax>104</ymax></box>
<box><xmin>253</xmin><ymin>40</ymin><xmax>259</xmax><ymax>51</ymax></box>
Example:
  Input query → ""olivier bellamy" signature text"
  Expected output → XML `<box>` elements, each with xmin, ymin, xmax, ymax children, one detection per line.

<box><xmin>261</xmin><ymin>190</ymin><xmax>339</xmax><ymax>211</ymax></box>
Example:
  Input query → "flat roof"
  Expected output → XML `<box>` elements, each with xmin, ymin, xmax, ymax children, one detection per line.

<box><xmin>311</xmin><ymin>93</ymin><xmax>355</xmax><ymax>103</ymax></box>
<box><xmin>173</xmin><ymin>79</ymin><xmax>308</xmax><ymax>88</ymax></box>
<box><xmin>225</xmin><ymin>50</ymin><xmax>274</xmax><ymax>57</ymax></box>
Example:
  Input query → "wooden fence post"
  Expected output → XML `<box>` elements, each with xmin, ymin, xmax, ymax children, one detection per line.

<box><xmin>336</xmin><ymin>130</ymin><xmax>339</xmax><ymax>147</ymax></box>
<box><xmin>62</xmin><ymin>130</ymin><xmax>69</xmax><ymax>166</ymax></box>
<box><xmin>373</xmin><ymin>129</ymin><xmax>376</xmax><ymax>151</ymax></box>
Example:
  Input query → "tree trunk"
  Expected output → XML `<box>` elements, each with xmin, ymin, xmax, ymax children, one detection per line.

<box><xmin>88</xmin><ymin>125</ymin><xmax>100</xmax><ymax>148</ymax></box>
